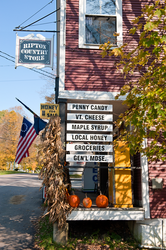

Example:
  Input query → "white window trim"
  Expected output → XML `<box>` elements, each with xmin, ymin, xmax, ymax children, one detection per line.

<box><xmin>79</xmin><ymin>0</ymin><xmax>123</xmax><ymax>49</ymax></box>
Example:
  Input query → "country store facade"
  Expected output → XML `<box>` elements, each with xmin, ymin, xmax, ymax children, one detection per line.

<box><xmin>53</xmin><ymin>0</ymin><xmax>166</xmax><ymax>247</ymax></box>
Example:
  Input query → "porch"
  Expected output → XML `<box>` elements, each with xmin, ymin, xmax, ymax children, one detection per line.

<box><xmin>67</xmin><ymin>178</ymin><xmax>145</xmax><ymax>221</ymax></box>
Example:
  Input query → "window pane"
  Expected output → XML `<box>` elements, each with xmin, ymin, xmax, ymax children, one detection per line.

<box><xmin>86</xmin><ymin>0</ymin><xmax>116</xmax><ymax>15</ymax></box>
<box><xmin>86</xmin><ymin>16</ymin><xmax>116</xmax><ymax>44</ymax></box>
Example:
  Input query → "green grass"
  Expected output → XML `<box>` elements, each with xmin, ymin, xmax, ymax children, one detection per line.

<box><xmin>0</xmin><ymin>170</ymin><xmax>26</xmax><ymax>175</ymax></box>
<box><xmin>34</xmin><ymin>215</ymin><xmax>140</xmax><ymax>250</ymax></box>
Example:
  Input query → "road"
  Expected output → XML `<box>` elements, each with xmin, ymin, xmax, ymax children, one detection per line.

<box><xmin>0</xmin><ymin>174</ymin><xmax>43</xmax><ymax>250</ymax></box>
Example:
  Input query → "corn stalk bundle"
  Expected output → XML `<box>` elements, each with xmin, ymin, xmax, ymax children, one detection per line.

<box><xmin>38</xmin><ymin>116</ymin><xmax>72</xmax><ymax>229</ymax></box>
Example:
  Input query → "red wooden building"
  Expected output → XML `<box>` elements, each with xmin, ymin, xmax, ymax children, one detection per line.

<box><xmin>56</xmin><ymin>0</ymin><xmax>166</xmax><ymax>247</ymax></box>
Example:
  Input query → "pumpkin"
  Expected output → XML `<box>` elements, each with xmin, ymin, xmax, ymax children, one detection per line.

<box><xmin>96</xmin><ymin>191</ymin><xmax>108</xmax><ymax>208</ymax></box>
<box><xmin>83</xmin><ymin>193</ymin><xmax>92</xmax><ymax>208</ymax></box>
<box><xmin>69</xmin><ymin>191</ymin><xmax>80</xmax><ymax>207</ymax></box>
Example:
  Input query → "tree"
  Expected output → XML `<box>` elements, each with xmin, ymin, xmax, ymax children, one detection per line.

<box><xmin>45</xmin><ymin>93</ymin><xmax>55</xmax><ymax>104</ymax></box>
<box><xmin>20</xmin><ymin>137</ymin><xmax>40</xmax><ymax>172</ymax></box>
<box><xmin>100</xmin><ymin>0</ymin><xmax>166</xmax><ymax>161</ymax></box>
<box><xmin>40</xmin><ymin>68</ymin><xmax>56</xmax><ymax>104</ymax></box>
<box><xmin>0</xmin><ymin>107</ymin><xmax>39</xmax><ymax>170</ymax></box>
<box><xmin>0</xmin><ymin>110</ymin><xmax>7</xmax><ymax>121</ymax></box>
<box><xmin>0</xmin><ymin>109</ymin><xmax>22</xmax><ymax>168</ymax></box>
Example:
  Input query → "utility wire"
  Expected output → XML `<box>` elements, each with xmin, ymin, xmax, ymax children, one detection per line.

<box><xmin>29</xmin><ymin>68</ymin><xmax>55</xmax><ymax>79</ymax></box>
<box><xmin>0</xmin><ymin>54</ymin><xmax>15</xmax><ymax>64</ymax></box>
<box><xmin>30</xmin><ymin>20</ymin><xmax>60</xmax><ymax>27</ymax></box>
<box><xmin>0</xmin><ymin>51</ymin><xmax>55</xmax><ymax>79</ymax></box>
<box><xmin>0</xmin><ymin>65</ymin><xmax>14</xmax><ymax>67</ymax></box>
<box><xmin>0</xmin><ymin>51</ymin><xmax>15</xmax><ymax>59</ymax></box>
<box><xmin>38</xmin><ymin>68</ymin><xmax>55</xmax><ymax>77</ymax></box>
<box><xmin>0</xmin><ymin>54</ymin><xmax>55</xmax><ymax>80</ymax></box>
<box><xmin>0</xmin><ymin>79</ymin><xmax>49</xmax><ymax>82</ymax></box>
<box><xmin>15</xmin><ymin>0</ymin><xmax>54</xmax><ymax>29</ymax></box>
<box><xmin>19</xmin><ymin>8</ymin><xmax>60</xmax><ymax>31</ymax></box>
<box><xmin>14</xmin><ymin>29</ymin><xmax>59</xmax><ymax>33</ymax></box>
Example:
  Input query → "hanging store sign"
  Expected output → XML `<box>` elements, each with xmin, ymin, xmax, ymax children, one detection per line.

<box><xmin>40</xmin><ymin>103</ymin><xmax>59</xmax><ymax>119</ymax></box>
<box><xmin>67</xmin><ymin>113</ymin><xmax>113</xmax><ymax>121</ymax></box>
<box><xmin>67</xmin><ymin>103</ymin><xmax>113</xmax><ymax>112</ymax></box>
<box><xmin>67</xmin><ymin>123</ymin><xmax>113</xmax><ymax>132</ymax></box>
<box><xmin>15</xmin><ymin>34</ymin><xmax>54</xmax><ymax>69</ymax></box>
<box><xmin>66</xmin><ymin>143</ymin><xmax>113</xmax><ymax>152</ymax></box>
<box><xmin>66</xmin><ymin>133</ymin><xmax>113</xmax><ymax>142</ymax></box>
<box><xmin>66</xmin><ymin>154</ymin><xmax>113</xmax><ymax>163</ymax></box>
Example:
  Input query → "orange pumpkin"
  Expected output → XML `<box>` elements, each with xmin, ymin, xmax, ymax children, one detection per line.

<box><xmin>69</xmin><ymin>192</ymin><xmax>80</xmax><ymax>208</ymax></box>
<box><xmin>83</xmin><ymin>193</ymin><xmax>92</xmax><ymax>208</ymax></box>
<box><xmin>96</xmin><ymin>192</ymin><xmax>108</xmax><ymax>208</ymax></box>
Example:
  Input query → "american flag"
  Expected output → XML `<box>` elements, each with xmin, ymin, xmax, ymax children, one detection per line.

<box><xmin>15</xmin><ymin>117</ymin><xmax>37</xmax><ymax>164</ymax></box>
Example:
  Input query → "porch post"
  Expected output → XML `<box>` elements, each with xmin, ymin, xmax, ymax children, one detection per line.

<box><xmin>141</xmin><ymin>138</ymin><xmax>150</xmax><ymax>219</ymax></box>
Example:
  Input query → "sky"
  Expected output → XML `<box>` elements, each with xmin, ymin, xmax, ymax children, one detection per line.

<box><xmin>0</xmin><ymin>0</ymin><xmax>57</xmax><ymax>121</ymax></box>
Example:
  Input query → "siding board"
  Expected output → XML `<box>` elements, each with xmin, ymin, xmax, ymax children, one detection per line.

<box><xmin>148</xmin><ymin>159</ymin><xmax>166</xmax><ymax>218</ymax></box>
<box><xmin>65</xmin><ymin>0</ymin><xmax>149</xmax><ymax>92</ymax></box>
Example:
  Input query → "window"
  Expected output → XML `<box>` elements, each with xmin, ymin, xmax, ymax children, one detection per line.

<box><xmin>79</xmin><ymin>0</ymin><xmax>122</xmax><ymax>49</ymax></box>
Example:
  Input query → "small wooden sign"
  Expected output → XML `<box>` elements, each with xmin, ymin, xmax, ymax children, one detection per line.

<box><xmin>66</xmin><ymin>143</ymin><xmax>113</xmax><ymax>152</ymax></box>
<box><xmin>66</xmin><ymin>154</ymin><xmax>113</xmax><ymax>163</ymax></box>
<box><xmin>67</xmin><ymin>123</ymin><xmax>113</xmax><ymax>132</ymax></box>
<box><xmin>40</xmin><ymin>103</ymin><xmax>59</xmax><ymax>119</ymax></box>
<box><xmin>67</xmin><ymin>103</ymin><xmax>113</xmax><ymax>112</ymax></box>
<box><xmin>67</xmin><ymin>113</ymin><xmax>113</xmax><ymax>122</ymax></box>
<box><xmin>66</xmin><ymin>133</ymin><xmax>113</xmax><ymax>142</ymax></box>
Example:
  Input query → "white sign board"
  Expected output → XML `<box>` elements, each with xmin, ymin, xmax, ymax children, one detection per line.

<box><xmin>66</xmin><ymin>143</ymin><xmax>113</xmax><ymax>152</ymax></box>
<box><xmin>67</xmin><ymin>123</ymin><xmax>113</xmax><ymax>132</ymax></box>
<box><xmin>66</xmin><ymin>134</ymin><xmax>113</xmax><ymax>142</ymax></box>
<box><xmin>66</xmin><ymin>103</ymin><xmax>114</xmax><ymax>164</ymax></box>
<box><xmin>67</xmin><ymin>113</ymin><xmax>113</xmax><ymax>122</ymax></box>
<box><xmin>67</xmin><ymin>103</ymin><xmax>113</xmax><ymax>112</ymax></box>
<box><xmin>66</xmin><ymin>154</ymin><xmax>113</xmax><ymax>163</ymax></box>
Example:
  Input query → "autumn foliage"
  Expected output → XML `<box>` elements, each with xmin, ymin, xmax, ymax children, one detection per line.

<box><xmin>100</xmin><ymin>0</ymin><xmax>166</xmax><ymax>161</ymax></box>
<box><xmin>0</xmin><ymin>109</ymin><xmax>22</xmax><ymax>168</ymax></box>
<box><xmin>0</xmin><ymin>108</ymin><xmax>40</xmax><ymax>171</ymax></box>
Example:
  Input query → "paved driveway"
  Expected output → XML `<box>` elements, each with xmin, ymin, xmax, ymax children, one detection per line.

<box><xmin>0</xmin><ymin>174</ymin><xmax>43</xmax><ymax>250</ymax></box>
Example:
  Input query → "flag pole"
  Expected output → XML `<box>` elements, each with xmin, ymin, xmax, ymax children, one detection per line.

<box><xmin>16</xmin><ymin>98</ymin><xmax>40</xmax><ymax>118</ymax></box>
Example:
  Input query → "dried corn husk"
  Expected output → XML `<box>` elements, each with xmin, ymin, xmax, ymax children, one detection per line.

<box><xmin>38</xmin><ymin>116</ymin><xmax>72</xmax><ymax>229</ymax></box>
